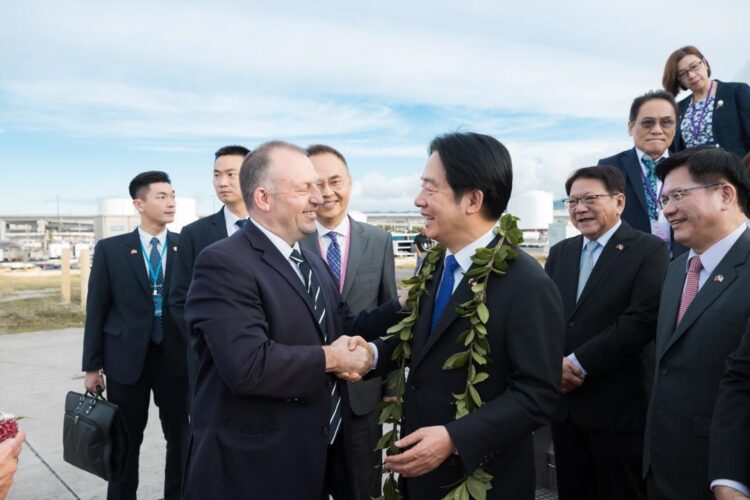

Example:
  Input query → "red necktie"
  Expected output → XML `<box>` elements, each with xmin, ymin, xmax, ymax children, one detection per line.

<box><xmin>677</xmin><ymin>256</ymin><xmax>702</xmax><ymax>325</ymax></box>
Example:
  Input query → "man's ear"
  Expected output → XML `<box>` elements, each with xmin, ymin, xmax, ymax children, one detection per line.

<box><xmin>254</xmin><ymin>187</ymin><xmax>271</xmax><ymax>212</ymax></box>
<box><xmin>465</xmin><ymin>189</ymin><xmax>485</xmax><ymax>215</ymax></box>
<box><xmin>132</xmin><ymin>198</ymin><xmax>144</xmax><ymax>214</ymax></box>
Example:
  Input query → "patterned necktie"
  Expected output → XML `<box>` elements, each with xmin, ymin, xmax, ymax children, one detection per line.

<box><xmin>325</xmin><ymin>231</ymin><xmax>342</xmax><ymax>287</ymax></box>
<box><xmin>235</xmin><ymin>219</ymin><xmax>247</xmax><ymax>229</ymax></box>
<box><xmin>289</xmin><ymin>249</ymin><xmax>341</xmax><ymax>443</ymax></box>
<box><xmin>677</xmin><ymin>256</ymin><xmax>703</xmax><ymax>325</ymax></box>
<box><xmin>431</xmin><ymin>255</ymin><xmax>460</xmax><ymax>332</ymax></box>
<box><xmin>641</xmin><ymin>156</ymin><xmax>659</xmax><ymax>220</ymax></box>
<box><xmin>149</xmin><ymin>237</ymin><xmax>164</xmax><ymax>344</ymax></box>
<box><xmin>576</xmin><ymin>240</ymin><xmax>599</xmax><ymax>301</ymax></box>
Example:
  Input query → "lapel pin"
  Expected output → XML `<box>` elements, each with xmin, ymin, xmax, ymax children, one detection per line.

<box><xmin>616</xmin><ymin>244</ymin><xmax>624</xmax><ymax>251</ymax></box>
<box><xmin>716</xmin><ymin>99</ymin><xmax>724</xmax><ymax>109</ymax></box>
<box><xmin>130</xmin><ymin>249</ymin><xmax>138</xmax><ymax>255</ymax></box>
<box><xmin>714</xmin><ymin>275</ymin><xmax>724</xmax><ymax>283</ymax></box>
<box><xmin>173</xmin><ymin>246</ymin><xmax>178</xmax><ymax>252</ymax></box>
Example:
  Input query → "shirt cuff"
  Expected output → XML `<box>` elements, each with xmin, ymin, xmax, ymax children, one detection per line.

<box><xmin>368</xmin><ymin>342</ymin><xmax>379</xmax><ymax>371</ymax></box>
<box><xmin>567</xmin><ymin>353</ymin><xmax>587</xmax><ymax>377</ymax></box>
<box><xmin>711</xmin><ymin>479</ymin><xmax>750</xmax><ymax>496</ymax></box>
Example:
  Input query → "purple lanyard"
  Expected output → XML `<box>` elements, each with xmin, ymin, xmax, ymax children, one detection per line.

<box><xmin>690</xmin><ymin>80</ymin><xmax>714</xmax><ymax>141</ymax></box>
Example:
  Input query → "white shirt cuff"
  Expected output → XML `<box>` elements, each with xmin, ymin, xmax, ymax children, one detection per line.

<box><xmin>368</xmin><ymin>342</ymin><xmax>379</xmax><ymax>371</ymax></box>
<box><xmin>567</xmin><ymin>353</ymin><xmax>587</xmax><ymax>377</ymax></box>
<box><xmin>711</xmin><ymin>479</ymin><xmax>750</xmax><ymax>496</ymax></box>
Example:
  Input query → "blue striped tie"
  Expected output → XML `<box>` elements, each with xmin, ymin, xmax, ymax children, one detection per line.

<box><xmin>325</xmin><ymin>231</ymin><xmax>342</xmax><ymax>287</ymax></box>
<box><xmin>149</xmin><ymin>237</ymin><xmax>164</xmax><ymax>344</ymax></box>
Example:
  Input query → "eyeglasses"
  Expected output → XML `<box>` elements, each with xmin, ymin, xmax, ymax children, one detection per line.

<box><xmin>677</xmin><ymin>60</ymin><xmax>704</xmax><ymax>80</ymax></box>
<box><xmin>563</xmin><ymin>193</ymin><xmax>617</xmax><ymax>209</ymax></box>
<box><xmin>657</xmin><ymin>183</ymin><xmax>723</xmax><ymax>209</ymax></box>
<box><xmin>634</xmin><ymin>118</ymin><xmax>676</xmax><ymax>130</ymax></box>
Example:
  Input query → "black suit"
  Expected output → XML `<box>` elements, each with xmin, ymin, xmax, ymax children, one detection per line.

<box><xmin>182</xmin><ymin>221</ymin><xmax>400</xmax><ymax>499</ymax></box>
<box><xmin>545</xmin><ymin>222</ymin><xmax>668</xmax><ymax>500</ymax></box>
<box><xmin>168</xmin><ymin>207</ymin><xmax>228</xmax><ymax>401</ymax></box>
<box><xmin>644</xmin><ymin>228</ymin><xmax>750</xmax><ymax>500</ymax></box>
<box><xmin>373</xmin><ymin>241</ymin><xmax>564</xmax><ymax>500</ymax></box>
<box><xmin>82</xmin><ymin>228</ymin><xmax>189</xmax><ymax>500</ymax></box>
<box><xmin>598</xmin><ymin>149</ymin><xmax>688</xmax><ymax>258</ymax></box>
<box><xmin>709</xmin><ymin>317</ymin><xmax>750</xmax><ymax>493</ymax></box>
<box><xmin>301</xmin><ymin>216</ymin><xmax>397</xmax><ymax>500</ymax></box>
<box><xmin>673</xmin><ymin>80</ymin><xmax>750</xmax><ymax>158</ymax></box>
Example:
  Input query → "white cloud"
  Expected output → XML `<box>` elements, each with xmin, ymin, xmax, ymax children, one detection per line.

<box><xmin>350</xmin><ymin>171</ymin><xmax>422</xmax><ymax>212</ymax></box>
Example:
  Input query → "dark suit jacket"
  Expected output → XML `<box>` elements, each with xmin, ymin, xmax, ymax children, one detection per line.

<box><xmin>644</xmin><ymin>228</ymin><xmax>750</xmax><ymax>499</ymax></box>
<box><xmin>709</xmin><ymin>317</ymin><xmax>750</xmax><ymax>490</ymax></box>
<box><xmin>598</xmin><ymin>149</ymin><xmax>688</xmax><ymax>257</ymax></box>
<box><xmin>373</xmin><ymin>242</ymin><xmax>564</xmax><ymax>500</ymax></box>
<box><xmin>545</xmin><ymin>222</ymin><xmax>668</xmax><ymax>432</ymax></box>
<box><xmin>673</xmin><ymin>80</ymin><xmax>750</xmax><ymax>158</ymax></box>
<box><xmin>301</xmin><ymin>216</ymin><xmax>397</xmax><ymax>415</ymax></box>
<box><xmin>182</xmin><ymin>221</ymin><xmax>400</xmax><ymax>499</ymax></box>
<box><xmin>82</xmin><ymin>228</ymin><xmax>184</xmax><ymax>384</ymax></box>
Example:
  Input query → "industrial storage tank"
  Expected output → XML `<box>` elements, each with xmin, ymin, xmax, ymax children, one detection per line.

<box><xmin>506</xmin><ymin>191</ymin><xmax>553</xmax><ymax>230</ymax></box>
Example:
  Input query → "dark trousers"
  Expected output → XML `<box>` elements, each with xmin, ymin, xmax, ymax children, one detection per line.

<box><xmin>552</xmin><ymin>420</ymin><xmax>646</xmax><ymax>500</ymax></box>
<box><xmin>106</xmin><ymin>344</ymin><xmax>189</xmax><ymax>500</ymax></box>
<box><xmin>321</xmin><ymin>431</ymin><xmax>355</xmax><ymax>500</ymax></box>
<box><xmin>646</xmin><ymin>472</ymin><xmax>713</xmax><ymax>500</ymax></box>
<box><xmin>347</xmin><ymin>409</ymin><xmax>383</xmax><ymax>500</ymax></box>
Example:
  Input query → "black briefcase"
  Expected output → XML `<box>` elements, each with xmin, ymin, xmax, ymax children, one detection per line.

<box><xmin>63</xmin><ymin>390</ymin><xmax>130</xmax><ymax>481</ymax></box>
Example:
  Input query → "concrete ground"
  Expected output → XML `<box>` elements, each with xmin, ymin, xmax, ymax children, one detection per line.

<box><xmin>1</xmin><ymin>325</ymin><xmax>556</xmax><ymax>500</ymax></box>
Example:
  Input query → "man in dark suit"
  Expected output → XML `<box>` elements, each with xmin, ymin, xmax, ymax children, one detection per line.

<box><xmin>82</xmin><ymin>171</ymin><xmax>189</xmax><ymax>500</ymax></box>
<box><xmin>300</xmin><ymin>144</ymin><xmax>397</xmax><ymax>500</ymax></box>
<box><xmin>545</xmin><ymin>165</ymin><xmax>668</xmax><ymax>500</ymax></box>
<box><xmin>168</xmin><ymin>144</ymin><xmax>249</xmax><ymax>401</ymax></box>
<box><xmin>599</xmin><ymin>90</ymin><xmax>687</xmax><ymax>258</ymax></box>
<box><xmin>374</xmin><ymin>132</ymin><xmax>565</xmax><ymax>500</ymax></box>
<box><xmin>182</xmin><ymin>141</ymin><xmax>401</xmax><ymax>499</ymax></box>
<box><xmin>644</xmin><ymin>147</ymin><xmax>750</xmax><ymax>500</ymax></box>
<box><xmin>709</xmin><ymin>317</ymin><xmax>750</xmax><ymax>500</ymax></box>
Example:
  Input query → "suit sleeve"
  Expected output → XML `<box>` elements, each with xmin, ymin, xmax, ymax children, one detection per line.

<box><xmin>709</xmin><ymin>318</ymin><xmax>750</xmax><ymax>487</ymax></box>
<box><xmin>574</xmin><ymin>240</ymin><xmax>668</xmax><ymax>377</ymax></box>
<box><xmin>379</xmin><ymin>232</ymin><xmax>398</xmax><ymax>303</ymax></box>
<box><xmin>168</xmin><ymin>226</ymin><xmax>196</xmax><ymax>341</ymax></box>
<box><xmin>445</xmin><ymin>269</ymin><xmax>565</xmax><ymax>472</ymax></box>
<box><xmin>82</xmin><ymin>241</ymin><xmax>111</xmax><ymax>372</ymax></box>
<box><xmin>186</xmin><ymin>245</ymin><xmax>327</xmax><ymax>401</ymax></box>
<box><xmin>735</xmin><ymin>82</ymin><xmax>750</xmax><ymax>154</ymax></box>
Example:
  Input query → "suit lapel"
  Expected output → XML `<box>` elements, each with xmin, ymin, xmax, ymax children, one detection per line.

<box><xmin>342</xmin><ymin>218</ymin><xmax>364</xmax><ymax>300</ymax></box>
<box><xmin>663</xmin><ymin>231</ymin><xmax>750</xmax><ymax>355</ymax></box>
<box><xmin>560</xmin><ymin>236</ymin><xmax>583</xmax><ymax>315</ymax></box>
<box><xmin>125</xmin><ymin>229</ymin><xmax>152</xmax><ymax>296</ymax></box>
<box><xmin>164</xmin><ymin>231</ymin><xmax>177</xmax><ymax>291</ymax></box>
<box><xmin>300</xmin><ymin>233</ymin><xmax>322</xmax><ymax>258</ymax></box>
<box><xmin>411</xmin><ymin>264</ymin><xmax>441</xmax><ymax>369</ymax></box>
<box><xmin>572</xmin><ymin>225</ymin><xmax>629</xmax><ymax>315</ymax></box>
<box><xmin>209</xmin><ymin>207</ymin><xmax>229</xmax><ymax>241</ymax></box>
<box><xmin>624</xmin><ymin>148</ymin><xmax>650</xmax><ymax>217</ymax></box>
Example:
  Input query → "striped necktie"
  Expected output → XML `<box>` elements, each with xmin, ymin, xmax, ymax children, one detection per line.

<box><xmin>289</xmin><ymin>249</ymin><xmax>342</xmax><ymax>443</ymax></box>
<box><xmin>149</xmin><ymin>237</ymin><xmax>164</xmax><ymax>344</ymax></box>
<box><xmin>325</xmin><ymin>231</ymin><xmax>342</xmax><ymax>287</ymax></box>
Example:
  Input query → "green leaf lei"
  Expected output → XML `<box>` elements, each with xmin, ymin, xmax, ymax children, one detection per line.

<box><xmin>375</xmin><ymin>214</ymin><xmax>523</xmax><ymax>500</ymax></box>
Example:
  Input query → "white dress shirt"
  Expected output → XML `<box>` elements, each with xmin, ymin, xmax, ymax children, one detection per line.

<box><xmin>224</xmin><ymin>207</ymin><xmax>246</xmax><ymax>237</ymax></box>
<box><xmin>440</xmin><ymin>225</ymin><xmax>497</xmax><ymax>294</ymax></box>
<box><xmin>137</xmin><ymin>226</ymin><xmax>168</xmax><ymax>273</ymax></box>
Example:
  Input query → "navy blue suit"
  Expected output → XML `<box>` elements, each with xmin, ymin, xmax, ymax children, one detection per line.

<box><xmin>673</xmin><ymin>80</ymin><xmax>750</xmax><ymax>158</ymax></box>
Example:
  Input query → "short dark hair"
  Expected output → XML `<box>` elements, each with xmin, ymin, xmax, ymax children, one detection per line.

<box><xmin>306</xmin><ymin>144</ymin><xmax>348</xmax><ymax>168</ymax></box>
<box><xmin>565</xmin><ymin>165</ymin><xmax>626</xmax><ymax>195</ymax></box>
<box><xmin>240</xmin><ymin>140</ymin><xmax>306</xmax><ymax>209</ymax></box>
<box><xmin>629</xmin><ymin>90</ymin><xmax>678</xmax><ymax>123</ymax></box>
<box><xmin>662</xmin><ymin>45</ymin><xmax>712</xmax><ymax>96</ymax></box>
<box><xmin>128</xmin><ymin>171</ymin><xmax>171</xmax><ymax>200</ymax></box>
<box><xmin>656</xmin><ymin>147</ymin><xmax>750</xmax><ymax>216</ymax></box>
<box><xmin>214</xmin><ymin>145</ymin><xmax>250</xmax><ymax>160</ymax></box>
<box><xmin>428</xmin><ymin>132</ymin><xmax>512</xmax><ymax>220</ymax></box>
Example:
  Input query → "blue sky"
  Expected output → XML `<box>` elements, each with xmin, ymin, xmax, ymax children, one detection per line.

<box><xmin>1</xmin><ymin>0</ymin><xmax>748</xmax><ymax>216</ymax></box>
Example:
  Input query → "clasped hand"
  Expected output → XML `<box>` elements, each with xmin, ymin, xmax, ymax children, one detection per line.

<box><xmin>324</xmin><ymin>335</ymin><xmax>374</xmax><ymax>382</ymax></box>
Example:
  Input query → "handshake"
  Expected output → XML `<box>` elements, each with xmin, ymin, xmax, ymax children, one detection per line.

<box><xmin>323</xmin><ymin>335</ymin><xmax>375</xmax><ymax>383</ymax></box>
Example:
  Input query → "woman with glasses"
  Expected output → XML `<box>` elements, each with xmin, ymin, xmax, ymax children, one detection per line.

<box><xmin>662</xmin><ymin>45</ymin><xmax>750</xmax><ymax>158</ymax></box>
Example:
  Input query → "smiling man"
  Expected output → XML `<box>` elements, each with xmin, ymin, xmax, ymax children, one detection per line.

<box><xmin>599</xmin><ymin>90</ymin><xmax>687</xmax><ymax>258</ymax></box>
<box><xmin>300</xmin><ymin>144</ymin><xmax>397</xmax><ymax>500</ymax></box>
<box><xmin>644</xmin><ymin>147</ymin><xmax>750</xmax><ymax>500</ymax></box>
<box><xmin>370</xmin><ymin>131</ymin><xmax>564</xmax><ymax>500</ymax></box>
<box><xmin>545</xmin><ymin>166</ymin><xmax>668</xmax><ymax>500</ymax></box>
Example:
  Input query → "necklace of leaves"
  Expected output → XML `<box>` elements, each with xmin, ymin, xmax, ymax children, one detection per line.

<box><xmin>376</xmin><ymin>214</ymin><xmax>523</xmax><ymax>500</ymax></box>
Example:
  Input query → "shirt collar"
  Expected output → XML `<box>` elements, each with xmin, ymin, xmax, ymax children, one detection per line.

<box><xmin>249</xmin><ymin>218</ymin><xmax>301</xmax><ymax>260</ymax></box>
<box><xmin>686</xmin><ymin>223</ymin><xmax>747</xmax><ymax>274</ymax></box>
<box><xmin>138</xmin><ymin>226</ymin><xmax>167</xmax><ymax>249</ymax></box>
<box><xmin>224</xmin><ymin>207</ymin><xmax>243</xmax><ymax>226</ymax></box>
<box><xmin>635</xmin><ymin>147</ymin><xmax>669</xmax><ymax>164</ymax></box>
<box><xmin>447</xmin><ymin>226</ymin><xmax>497</xmax><ymax>274</ymax></box>
<box><xmin>582</xmin><ymin>219</ymin><xmax>622</xmax><ymax>249</ymax></box>
<box><xmin>316</xmin><ymin>216</ymin><xmax>350</xmax><ymax>238</ymax></box>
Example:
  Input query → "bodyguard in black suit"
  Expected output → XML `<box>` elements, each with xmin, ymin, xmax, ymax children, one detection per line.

<box><xmin>599</xmin><ymin>90</ymin><xmax>687</xmax><ymax>258</ymax></box>
<box><xmin>168</xmin><ymin>145</ymin><xmax>249</xmax><ymax>401</ymax></box>
<box><xmin>644</xmin><ymin>148</ymin><xmax>750</xmax><ymax>500</ymax></box>
<box><xmin>545</xmin><ymin>166</ymin><xmax>668</xmax><ymax>500</ymax></box>
<box><xmin>374</xmin><ymin>132</ymin><xmax>564</xmax><ymax>500</ymax></box>
<box><xmin>182</xmin><ymin>141</ymin><xmax>401</xmax><ymax>499</ymax></box>
<box><xmin>82</xmin><ymin>171</ymin><xmax>189</xmax><ymax>500</ymax></box>
<box><xmin>301</xmin><ymin>144</ymin><xmax>397</xmax><ymax>500</ymax></box>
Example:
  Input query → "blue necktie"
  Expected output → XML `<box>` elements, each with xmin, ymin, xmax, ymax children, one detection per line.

<box><xmin>149</xmin><ymin>237</ymin><xmax>164</xmax><ymax>344</ymax></box>
<box><xmin>431</xmin><ymin>255</ymin><xmax>460</xmax><ymax>332</ymax></box>
<box><xmin>641</xmin><ymin>156</ymin><xmax>659</xmax><ymax>220</ymax></box>
<box><xmin>235</xmin><ymin>219</ymin><xmax>247</xmax><ymax>229</ymax></box>
<box><xmin>576</xmin><ymin>240</ymin><xmax>599</xmax><ymax>301</ymax></box>
<box><xmin>325</xmin><ymin>231</ymin><xmax>342</xmax><ymax>287</ymax></box>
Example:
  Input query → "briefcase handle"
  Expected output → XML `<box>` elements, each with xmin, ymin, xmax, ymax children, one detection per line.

<box><xmin>75</xmin><ymin>389</ymin><xmax>107</xmax><ymax>416</ymax></box>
